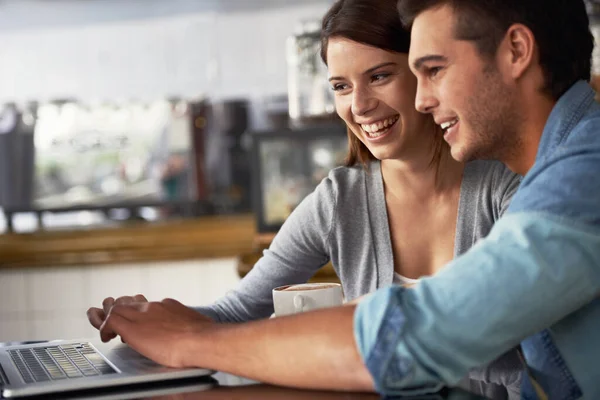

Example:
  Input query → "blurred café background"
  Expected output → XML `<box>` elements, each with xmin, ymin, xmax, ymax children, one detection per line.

<box><xmin>0</xmin><ymin>0</ymin><xmax>347</xmax><ymax>342</ymax></box>
<box><xmin>1</xmin><ymin>0</ymin><xmax>600</xmax><ymax>343</ymax></box>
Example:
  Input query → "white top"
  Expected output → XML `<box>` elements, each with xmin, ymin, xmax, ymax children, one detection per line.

<box><xmin>392</xmin><ymin>272</ymin><xmax>420</xmax><ymax>286</ymax></box>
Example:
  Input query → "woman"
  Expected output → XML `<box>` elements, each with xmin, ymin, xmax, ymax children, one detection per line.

<box><xmin>88</xmin><ymin>0</ymin><xmax>522</xmax><ymax>397</ymax></box>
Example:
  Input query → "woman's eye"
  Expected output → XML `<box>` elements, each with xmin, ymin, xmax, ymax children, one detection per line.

<box><xmin>371</xmin><ymin>73</ymin><xmax>390</xmax><ymax>82</ymax></box>
<box><xmin>331</xmin><ymin>83</ymin><xmax>348</xmax><ymax>91</ymax></box>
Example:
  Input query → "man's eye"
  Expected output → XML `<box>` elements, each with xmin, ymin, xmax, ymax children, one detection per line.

<box><xmin>429</xmin><ymin>67</ymin><xmax>442</xmax><ymax>77</ymax></box>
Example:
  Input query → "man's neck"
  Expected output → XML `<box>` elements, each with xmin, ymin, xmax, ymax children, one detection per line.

<box><xmin>504</xmin><ymin>94</ymin><xmax>556</xmax><ymax>176</ymax></box>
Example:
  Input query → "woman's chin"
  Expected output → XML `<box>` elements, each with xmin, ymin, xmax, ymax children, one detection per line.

<box><xmin>367</xmin><ymin>148</ymin><xmax>394</xmax><ymax>161</ymax></box>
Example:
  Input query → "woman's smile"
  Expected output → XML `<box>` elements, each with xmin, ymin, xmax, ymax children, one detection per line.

<box><xmin>360</xmin><ymin>115</ymin><xmax>400</xmax><ymax>143</ymax></box>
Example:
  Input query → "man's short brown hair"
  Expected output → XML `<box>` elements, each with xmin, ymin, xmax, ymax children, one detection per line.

<box><xmin>397</xmin><ymin>0</ymin><xmax>594</xmax><ymax>100</ymax></box>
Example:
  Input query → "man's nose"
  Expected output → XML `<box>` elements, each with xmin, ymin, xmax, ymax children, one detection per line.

<box><xmin>415</xmin><ymin>82</ymin><xmax>438</xmax><ymax>114</ymax></box>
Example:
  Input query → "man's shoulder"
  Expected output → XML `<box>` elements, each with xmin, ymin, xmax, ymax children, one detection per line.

<box><xmin>509</xmin><ymin>110</ymin><xmax>600</xmax><ymax>223</ymax></box>
<box><xmin>568</xmin><ymin>105</ymin><xmax>600</xmax><ymax>147</ymax></box>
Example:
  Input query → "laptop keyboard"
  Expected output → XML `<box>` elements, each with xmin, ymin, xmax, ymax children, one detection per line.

<box><xmin>8</xmin><ymin>343</ymin><xmax>116</xmax><ymax>383</ymax></box>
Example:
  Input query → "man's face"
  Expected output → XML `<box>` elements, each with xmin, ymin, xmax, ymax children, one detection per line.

<box><xmin>408</xmin><ymin>5</ymin><xmax>520</xmax><ymax>163</ymax></box>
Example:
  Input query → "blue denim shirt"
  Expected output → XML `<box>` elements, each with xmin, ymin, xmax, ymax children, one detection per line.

<box><xmin>354</xmin><ymin>81</ymin><xmax>600</xmax><ymax>399</ymax></box>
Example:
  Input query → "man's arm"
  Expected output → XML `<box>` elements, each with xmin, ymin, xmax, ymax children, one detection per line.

<box><xmin>354</xmin><ymin>211</ymin><xmax>600</xmax><ymax>395</ymax></box>
<box><xmin>103</xmin><ymin>148</ymin><xmax>600</xmax><ymax>395</ymax></box>
<box><xmin>101</xmin><ymin>299</ymin><xmax>374</xmax><ymax>392</ymax></box>
<box><xmin>100</xmin><ymin>211</ymin><xmax>600</xmax><ymax>395</ymax></box>
<box><xmin>352</xmin><ymin>145</ymin><xmax>600</xmax><ymax>395</ymax></box>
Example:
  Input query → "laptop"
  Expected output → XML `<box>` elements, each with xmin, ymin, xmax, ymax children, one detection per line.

<box><xmin>0</xmin><ymin>338</ymin><xmax>214</xmax><ymax>398</ymax></box>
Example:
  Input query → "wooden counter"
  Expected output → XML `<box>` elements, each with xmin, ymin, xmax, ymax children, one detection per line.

<box><xmin>0</xmin><ymin>214</ymin><xmax>256</xmax><ymax>269</ymax></box>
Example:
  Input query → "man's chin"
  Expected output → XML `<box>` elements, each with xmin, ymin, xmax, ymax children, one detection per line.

<box><xmin>449</xmin><ymin>145</ymin><xmax>472</xmax><ymax>163</ymax></box>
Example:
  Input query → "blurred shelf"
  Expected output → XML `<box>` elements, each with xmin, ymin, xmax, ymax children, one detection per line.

<box><xmin>0</xmin><ymin>214</ymin><xmax>255</xmax><ymax>269</ymax></box>
<box><xmin>0</xmin><ymin>211</ymin><xmax>340</xmax><ymax>284</ymax></box>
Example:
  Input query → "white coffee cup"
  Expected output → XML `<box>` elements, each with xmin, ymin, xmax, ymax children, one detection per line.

<box><xmin>272</xmin><ymin>283</ymin><xmax>344</xmax><ymax>317</ymax></box>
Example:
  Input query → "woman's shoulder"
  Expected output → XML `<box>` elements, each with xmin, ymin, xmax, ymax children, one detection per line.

<box><xmin>464</xmin><ymin>160</ymin><xmax>522</xmax><ymax>188</ymax></box>
<box><xmin>463</xmin><ymin>160</ymin><xmax>522</xmax><ymax>215</ymax></box>
<box><xmin>464</xmin><ymin>159</ymin><xmax>512</xmax><ymax>176</ymax></box>
<box><xmin>308</xmin><ymin>162</ymin><xmax>380</xmax><ymax>218</ymax></box>
<box><xmin>321</xmin><ymin>161</ymin><xmax>378</xmax><ymax>193</ymax></box>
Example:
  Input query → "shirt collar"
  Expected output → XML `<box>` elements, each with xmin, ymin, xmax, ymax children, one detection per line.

<box><xmin>537</xmin><ymin>80</ymin><xmax>596</xmax><ymax>161</ymax></box>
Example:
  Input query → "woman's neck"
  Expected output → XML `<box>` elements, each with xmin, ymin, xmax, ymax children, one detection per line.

<box><xmin>380</xmin><ymin>151</ymin><xmax>464</xmax><ymax>202</ymax></box>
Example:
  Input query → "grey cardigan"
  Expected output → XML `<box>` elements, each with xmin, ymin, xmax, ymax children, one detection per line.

<box><xmin>197</xmin><ymin>160</ymin><xmax>520</xmax><ymax>321</ymax></box>
<box><xmin>196</xmin><ymin>159</ymin><xmax>523</xmax><ymax>399</ymax></box>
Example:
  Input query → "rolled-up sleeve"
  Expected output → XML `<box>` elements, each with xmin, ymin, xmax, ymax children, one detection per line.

<box><xmin>354</xmin><ymin>287</ymin><xmax>445</xmax><ymax>396</ymax></box>
<box><xmin>354</xmin><ymin>212</ymin><xmax>600</xmax><ymax>396</ymax></box>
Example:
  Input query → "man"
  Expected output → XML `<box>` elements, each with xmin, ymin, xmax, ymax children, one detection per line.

<box><xmin>94</xmin><ymin>0</ymin><xmax>600</xmax><ymax>398</ymax></box>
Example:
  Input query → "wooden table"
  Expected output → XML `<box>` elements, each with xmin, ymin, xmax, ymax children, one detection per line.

<box><xmin>16</xmin><ymin>372</ymin><xmax>487</xmax><ymax>399</ymax></box>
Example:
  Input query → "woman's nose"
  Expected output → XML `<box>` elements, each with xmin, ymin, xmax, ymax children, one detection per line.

<box><xmin>351</xmin><ymin>88</ymin><xmax>377</xmax><ymax>116</ymax></box>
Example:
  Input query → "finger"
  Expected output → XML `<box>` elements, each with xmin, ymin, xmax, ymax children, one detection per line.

<box><xmin>100</xmin><ymin>329</ymin><xmax>118</xmax><ymax>343</ymax></box>
<box><xmin>100</xmin><ymin>303</ymin><xmax>141</xmax><ymax>342</ymax></box>
<box><xmin>100</xmin><ymin>311</ymin><xmax>135</xmax><ymax>344</ymax></box>
<box><xmin>98</xmin><ymin>319</ymin><xmax>118</xmax><ymax>343</ymax></box>
<box><xmin>102</xmin><ymin>297</ymin><xmax>115</xmax><ymax>316</ymax></box>
<box><xmin>114</xmin><ymin>296</ymin><xmax>136</xmax><ymax>306</ymax></box>
<box><xmin>87</xmin><ymin>307</ymin><xmax>106</xmax><ymax>330</ymax></box>
<box><xmin>161</xmin><ymin>298</ymin><xmax>185</xmax><ymax>310</ymax></box>
<box><xmin>101</xmin><ymin>311</ymin><xmax>154</xmax><ymax>359</ymax></box>
<box><xmin>109</xmin><ymin>302</ymin><xmax>149</xmax><ymax>321</ymax></box>
<box><xmin>106</xmin><ymin>296</ymin><xmax>138</xmax><ymax>318</ymax></box>
<box><xmin>98</xmin><ymin>305</ymin><xmax>119</xmax><ymax>342</ymax></box>
<box><xmin>133</xmin><ymin>294</ymin><xmax>148</xmax><ymax>302</ymax></box>
<box><xmin>99</xmin><ymin>302</ymin><xmax>143</xmax><ymax>342</ymax></box>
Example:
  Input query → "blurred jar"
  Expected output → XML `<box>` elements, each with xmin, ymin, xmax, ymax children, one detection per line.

<box><xmin>286</xmin><ymin>20</ymin><xmax>335</xmax><ymax>124</ymax></box>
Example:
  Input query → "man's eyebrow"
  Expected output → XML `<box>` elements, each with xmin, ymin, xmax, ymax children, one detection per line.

<box><xmin>329</xmin><ymin>62</ymin><xmax>397</xmax><ymax>82</ymax></box>
<box><xmin>412</xmin><ymin>55</ymin><xmax>448</xmax><ymax>71</ymax></box>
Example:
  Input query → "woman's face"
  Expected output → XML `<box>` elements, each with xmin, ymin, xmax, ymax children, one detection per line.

<box><xmin>327</xmin><ymin>37</ymin><xmax>432</xmax><ymax>161</ymax></box>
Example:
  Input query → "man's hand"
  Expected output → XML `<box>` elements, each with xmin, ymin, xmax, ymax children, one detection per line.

<box><xmin>98</xmin><ymin>301</ymin><xmax>373</xmax><ymax>391</ymax></box>
<box><xmin>87</xmin><ymin>294</ymin><xmax>149</xmax><ymax>342</ymax></box>
<box><xmin>100</xmin><ymin>298</ymin><xmax>213</xmax><ymax>368</ymax></box>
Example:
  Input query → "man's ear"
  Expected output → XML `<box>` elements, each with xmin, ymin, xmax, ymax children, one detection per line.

<box><xmin>500</xmin><ymin>23</ymin><xmax>536</xmax><ymax>80</ymax></box>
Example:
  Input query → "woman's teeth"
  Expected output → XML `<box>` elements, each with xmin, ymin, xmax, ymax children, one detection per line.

<box><xmin>361</xmin><ymin>116</ymin><xmax>399</xmax><ymax>137</ymax></box>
